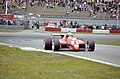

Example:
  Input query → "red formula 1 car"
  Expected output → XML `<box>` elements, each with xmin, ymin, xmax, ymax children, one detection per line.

<box><xmin>43</xmin><ymin>33</ymin><xmax>95</xmax><ymax>51</ymax></box>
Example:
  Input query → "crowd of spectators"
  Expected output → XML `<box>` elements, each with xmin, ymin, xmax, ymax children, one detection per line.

<box><xmin>0</xmin><ymin>0</ymin><xmax>119</xmax><ymax>30</ymax></box>
<box><xmin>0</xmin><ymin>17</ymin><xmax>24</xmax><ymax>26</ymax></box>
<box><xmin>103</xmin><ymin>1</ymin><xmax>120</xmax><ymax>18</ymax></box>
<box><xmin>77</xmin><ymin>24</ymin><xmax>120</xmax><ymax>30</ymax></box>
<box><xmin>0</xmin><ymin>17</ymin><xmax>119</xmax><ymax>30</ymax></box>
<box><xmin>67</xmin><ymin>21</ymin><xmax>120</xmax><ymax>30</ymax></box>
<box><xmin>43</xmin><ymin>20</ymin><xmax>120</xmax><ymax>30</ymax></box>
<box><xmin>0</xmin><ymin>0</ymin><xmax>119</xmax><ymax>18</ymax></box>
<box><xmin>71</xmin><ymin>1</ymin><xmax>120</xmax><ymax>18</ymax></box>
<box><xmin>0</xmin><ymin>18</ymin><xmax>16</xmax><ymax>25</ymax></box>
<box><xmin>31</xmin><ymin>21</ymin><xmax>41</xmax><ymax>29</ymax></box>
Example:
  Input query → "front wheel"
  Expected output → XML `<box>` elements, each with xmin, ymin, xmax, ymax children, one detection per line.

<box><xmin>87</xmin><ymin>40</ymin><xmax>95</xmax><ymax>51</ymax></box>
<box><xmin>43</xmin><ymin>37</ymin><xmax>52</xmax><ymax>50</ymax></box>
<box><xmin>52</xmin><ymin>39</ymin><xmax>60</xmax><ymax>51</ymax></box>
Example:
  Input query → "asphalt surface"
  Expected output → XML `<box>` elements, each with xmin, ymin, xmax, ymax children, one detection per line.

<box><xmin>0</xmin><ymin>30</ymin><xmax>120</xmax><ymax>67</ymax></box>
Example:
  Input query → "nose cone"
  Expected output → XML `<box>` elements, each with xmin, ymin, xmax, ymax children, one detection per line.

<box><xmin>72</xmin><ymin>44</ymin><xmax>79</xmax><ymax>50</ymax></box>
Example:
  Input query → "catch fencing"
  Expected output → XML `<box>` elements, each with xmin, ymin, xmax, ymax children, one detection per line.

<box><xmin>0</xmin><ymin>25</ymin><xmax>24</xmax><ymax>30</ymax></box>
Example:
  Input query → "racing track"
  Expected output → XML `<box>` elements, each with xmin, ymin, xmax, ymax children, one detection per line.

<box><xmin>0</xmin><ymin>30</ymin><xmax>120</xmax><ymax>67</ymax></box>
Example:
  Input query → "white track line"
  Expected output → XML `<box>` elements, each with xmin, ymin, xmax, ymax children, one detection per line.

<box><xmin>53</xmin><ymin>52</ymin><xmax>120</xmax><ymax>67</ymax></box>
<box><xmin>0</xmin><ymin>43</ymin><xmax>120</xmax><ymax>67</ymax></box>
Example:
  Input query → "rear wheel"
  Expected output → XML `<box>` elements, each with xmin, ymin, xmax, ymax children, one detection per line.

<box><xmin>87</xmin><ymin>40</ymin><xmax>95</xmax><ymax>51</ymax></box>
<box><xmin>52</xmin><ymin>39</ymin><xmax>60</xmax><ymax>51</ymax></box>
<box><xmin>43</xmin><ymin>37</ymin><xmax>52</xmax><ymax>50</ymax></box>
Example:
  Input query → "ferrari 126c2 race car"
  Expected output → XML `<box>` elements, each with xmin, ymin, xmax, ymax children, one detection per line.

<box><xmin>43</xmin><ymin>33</ymin><xmax>95</xmax><ymax>51</ymax></box>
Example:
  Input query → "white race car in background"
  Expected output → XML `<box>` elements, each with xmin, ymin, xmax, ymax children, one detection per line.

<box><xmin>46</xmin><ymin>23</ymin><xmax>56</xmax><ymax>28</ymax></box>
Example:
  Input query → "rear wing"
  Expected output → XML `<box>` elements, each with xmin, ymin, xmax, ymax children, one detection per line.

<box><xmin>52</xmin><ymin>33</ymin><xmax>64</xmax><ymax>36</ymax></box>
<box><xmin>52</xmin><ymin>33</ymin><xmax>65</xmax><ymax>38</ymax></box>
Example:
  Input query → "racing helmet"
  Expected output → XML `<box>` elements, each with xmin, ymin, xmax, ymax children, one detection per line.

<box><xmin>67</xmin><ymin>31</ymin><xmax>73</xmax><ymax>37</ymax></box>
<box><xmin>66</xmin><ymin>34</ymin><xmax>69</xmax><ymax>37</ymax></box>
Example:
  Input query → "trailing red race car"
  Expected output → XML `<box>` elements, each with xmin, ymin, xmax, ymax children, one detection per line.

<box><xmin>43</xmin><ymin>32</ymin><xmax>95</xmax><ymax>51</ymax></box>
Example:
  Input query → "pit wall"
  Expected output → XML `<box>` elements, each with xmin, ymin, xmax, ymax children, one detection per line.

<box><xmin>45</xmin><ymin>27</ymin><xmax>120</xmax><ymax>34</ymax></box>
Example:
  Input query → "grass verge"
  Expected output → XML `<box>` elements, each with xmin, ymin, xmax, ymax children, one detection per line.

<box><xmin>0</xmin><ymin>45</ymin><xmax>120</xmax><ymax>79</ymax></box>
<box><xmin>0</xmin><ymin>29</ymin><xmax>21</xmax><ymax>32</ymax></box>
<box><xmin>95</xmin><ymin>41</ymin><xmax>120</xmax><ymax>46</ymax></box>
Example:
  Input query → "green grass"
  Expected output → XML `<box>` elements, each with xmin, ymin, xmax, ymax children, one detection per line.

<box><xmin>0</xmin><ymin>45</ymin><xmax>120</xmax><ymax>79</ymax></box>
<box><xmin>0</xmin><ymin>29</ymin><xmax>21</xmax><ymax>32</ymax></box>
<box><xmin>95</xmin><ymin>41</ymin><xmax>120</xmax><ymax>46</ymax></box>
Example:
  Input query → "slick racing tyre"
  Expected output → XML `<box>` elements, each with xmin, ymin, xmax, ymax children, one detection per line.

<box><xmin>52</xmin><ymin>39</ymin><xmax>60</xmax><ymax>51</ymax></box>
<box><xmin>44</xmin><ymin>37</ymin><xmax>52</xmax><ymax>50</ymax></box>
<box><xmin>87</xmin><ymin>40</ymin><xmax>95</xmax><ymax>51</ymax></box>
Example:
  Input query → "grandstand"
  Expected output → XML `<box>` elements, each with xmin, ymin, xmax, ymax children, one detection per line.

<box><xmin>0</xmin><ymin>0</ymin><xmax>119</xmax><ymax>30</ymax></box>
<box><xmin>16</xmin><ymin>4</ymin><xmax>119</xmax><ymax>19</ymax></box>
<box><xmin>0</xmin><ymin>0</ymin><xmax>120</xmax><ymax>19</ymax></box>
